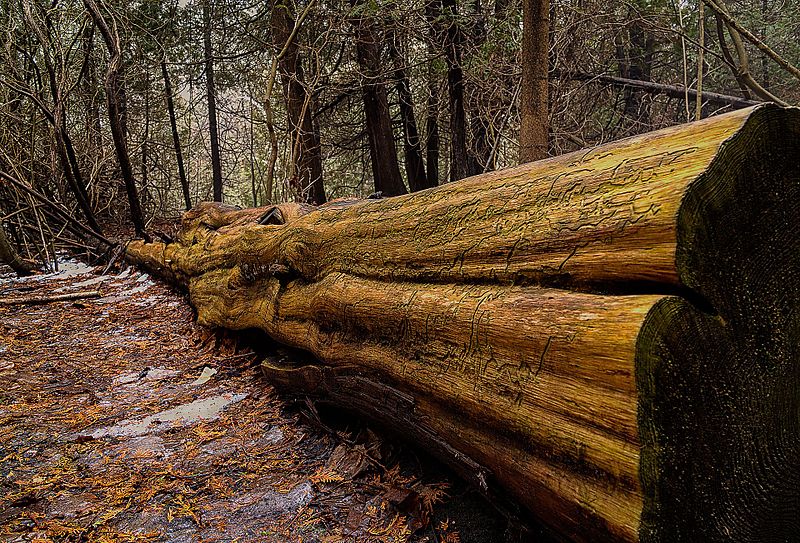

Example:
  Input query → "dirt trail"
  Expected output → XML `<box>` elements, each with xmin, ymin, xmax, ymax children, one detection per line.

<box><xmin>0</xmin><ymin>261</ymin><xmax>503</xmax><ymax>543</ymax></box>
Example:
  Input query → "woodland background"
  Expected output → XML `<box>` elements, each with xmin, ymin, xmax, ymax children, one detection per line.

<box><xmin>1</xmin><ymin>0</ymin><xmax>799</xmax><ymax>264</ymax></box>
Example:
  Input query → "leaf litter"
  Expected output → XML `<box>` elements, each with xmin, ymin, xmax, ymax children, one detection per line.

<box><xmin>0</xmin><ymin>261</ymin><xmax>490</xmax><ymax>543</ymax></box>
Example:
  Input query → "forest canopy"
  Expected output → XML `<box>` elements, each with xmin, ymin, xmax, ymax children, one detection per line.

<box><xmin>1</xmin><ymin>0</ymin><xmax>799</xmax><ymax>257</ymax></box>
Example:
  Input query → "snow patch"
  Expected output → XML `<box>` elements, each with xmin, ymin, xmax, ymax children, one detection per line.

<box><xmin>90</xmin><ymin>393</ymin><xmax>248</xmax><ymax>438</ymax></box>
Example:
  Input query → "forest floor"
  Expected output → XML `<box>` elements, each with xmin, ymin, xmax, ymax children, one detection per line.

<box><xmin>0</xmin><ymin>260</ymin><xmax>517</xmax><ymax>543</ymax></box>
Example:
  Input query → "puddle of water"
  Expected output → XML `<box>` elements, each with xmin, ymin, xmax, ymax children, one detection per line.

<box><xmin>97</xmin><ymin>295</ymin><xmax>127</xmax><ymax>303</ymax></box>
<box><xmin>67</xmin><ymin>275</ymin><xmax>109</xmax><ymax>289</ymax></box>
<box><xmin>91</xmin><ymin>393</ymin><xmax>248</xmax><ymax>439</ymax></box>
<box><xmin>118</xmin><ymin>283</ymin><xmax>152</xmax><ymax>297</ymax></box>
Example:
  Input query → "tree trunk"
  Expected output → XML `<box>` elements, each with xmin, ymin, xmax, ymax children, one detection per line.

<box><xmin>203</xmin><ymin>0</ymin><xmax>224</xmax><ymax>202</ymax></box>
<box><xmin>388</xmin><ymin>30</ymin><xmax>432</xmax><ymax>192</ymax></box>
<box><xmin>467</xmin><ymin>0</ymin><xmax>494</xmax><ymax>173</ymax></box>
<box><xmin>430</xmin><ymin>0</ymin><xmax>476</xmax><ymax>182</ymax></box>
<box><xmin>0</xmin><ymin>221</ymin><xmax>34</xmax><ymax>276</ymax></box>
<box><xmin>81</xmin><ymin>23</ymin><xmax>103</xmax><ymax>153</ymax></box>
<box><xmin>126</xmin><ymin>105</ymin><xmax>800</xmax><ymax>543</ymax></box>
<box><xmin>470</xmin><ymin>116</ymin><xmax>493</xmax><ymax>172</ymax></box>
<box><xmin>162</xmin><ymin>59</ymin><xmax>191</xmax><ymax>211</ymax></box>
<box><xmin>250</xmin><ymin>95</ymin><xmax>258</xmax><ymax>207</ymax></box>
<box><xmin>53</xmin><ymin>124</ymin><xmax>101</xmax><ymax>234</ymax></box>
<box><xmin>84</xmin><ymin>0</ymin><xmax>148</xmax><ymax>240</ymax></box>
<box><xmin>760</xmin><ymin>0</ymin><xmax>770</xmax><ymax>90</ymax></box>
<box><xmin>141</xmin><ymin>71</ymin><xmax>150</xmax><ymax>191</ymax></box>
<box><xmin>615</xmin><ymin>13</ymin><xmax>655</xmax><ymax>125</ymax></box>
<box><xmin>34</xmin><ymin>19</ymin><xmax>101</xmax><ymax>232</ymax></box>
<box><xmin>519</xmin><ymin>0</ymin><xmax>549</xmax><ymax>163</ymax></box>
<box><xmin>351</xmin><ymin>7</ymin><xmax>407</xmax><ymax>196</ymax></box>
<box><xmin>426</xmin><ymin>58</ymin><xmax>440</xmax><ymax>186</ymax></box>
<box><xmin>271</xmin><ymin>1</ymin><xmax>327</xmax><ymax>205</ymax></box>
<box><xmin>18</xmin><ymin>2</ymin><xmax>100</xmax><ymax>233</ymax></box>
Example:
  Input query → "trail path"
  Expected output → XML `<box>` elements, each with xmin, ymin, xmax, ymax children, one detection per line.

<box><xmin>0</xmin><ymin>261</ymin><xmax>504</xmax><ymax>543</ymax></box>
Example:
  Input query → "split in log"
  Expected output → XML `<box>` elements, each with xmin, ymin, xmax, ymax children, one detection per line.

<box><xmin>126</xmin><ymin>104</ymin><xmax>800</xmax><ymax>543</ymax></box>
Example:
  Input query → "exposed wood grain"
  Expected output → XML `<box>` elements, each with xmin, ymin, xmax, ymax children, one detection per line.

<box><xmin>127</xmin><ymin>104</ymin><xmax>800</xmax><ymax>542</ymax></box>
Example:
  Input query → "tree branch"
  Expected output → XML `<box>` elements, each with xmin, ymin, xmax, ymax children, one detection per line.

<box><xmin>553</xmin><ymin>70</ymin><xmax>760</xmax><ymax>109</ymax></box>
<box><xmin>703</xmin><ymin>0</ymin><xmax>800</xmax><ymax>84</ymax></box>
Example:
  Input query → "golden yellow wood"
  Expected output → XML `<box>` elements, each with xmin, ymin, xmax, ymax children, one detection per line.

<box><xmin>128</xmin><ymin>104</ymin><xmax>800</xmax><ymax>542</ymax></box>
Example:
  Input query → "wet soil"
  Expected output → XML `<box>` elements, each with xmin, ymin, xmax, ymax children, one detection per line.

<box><xmin>0</xmin><ymin>261</ymin><xmax>542</xmax><ymax>543</ymax></box>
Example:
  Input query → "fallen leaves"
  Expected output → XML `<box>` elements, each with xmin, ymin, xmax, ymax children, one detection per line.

<box><xmin>0</xmin><ymin>262</ymin><xmax>467</xmax><ymax>543</ymax></box>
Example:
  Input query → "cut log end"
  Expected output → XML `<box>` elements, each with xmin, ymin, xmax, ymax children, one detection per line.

<box><xmin>638</xmin><ymin>104</ymin><xmax>800</xmax><ymax>541</ymax></box>
<box><xmin>126</xmin><ymin>104</ymin><xmax>800</xmax><ymax>543</ymax></box>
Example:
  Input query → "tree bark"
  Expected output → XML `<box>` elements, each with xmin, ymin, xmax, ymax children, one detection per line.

<box><xmin>425</xmin><ymin>58</ymin><xmax>440</xmax><ymax>186</ymax></box>
<box><xmin>203</xmin><ymin>0</ymin><xmax>224</xmax><ymax>202</ymax></box>
<box><xmin>84</xmin><ymin>0</ymin><xmax>148</xmax><ymax>240</ymax></box>
<box><xmin>351</xmin><ymin>6</ymin><xmax>407</xmax><ymax>196</ymax></box>
<box><xmin>162</xmin><ymin>60</ymin><xmax>191</xmax><ymax>210</ymax></box>
<box><xmin>519</xmin><ymin>0</ymin><xmax>549</xmax><ymax>163</ymax></box>
<box><xmin>430</xmin><ymin>0</ymin><xmax>476</xmax><ymax>181</ymax></box>
<box><xmin>127</xmin><ymin>105</ymin><xmax>800</xmax><ymax>543</ymax></box>
<box><xmin>388</xmin><ymin>29</ymin><xmax>433</xmax><ymax>192</ymax></box>
<box><xmin>0</xmin><ymin>221</ymin><xmax>34</xmax><ymax>276</ymax></box>
<box><xmin>271</xmin><ymin>0</ymin><xmax>327</xmax><ymax>205</ymax></box>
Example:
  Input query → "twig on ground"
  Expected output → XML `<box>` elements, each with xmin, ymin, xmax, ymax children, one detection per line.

<box><xmin>0</xmin><ymin>290</ymin><xmax>101</xmax><ymax>305</ymax></box>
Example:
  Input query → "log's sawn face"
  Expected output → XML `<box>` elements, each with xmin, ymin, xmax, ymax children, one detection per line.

<box><xmin>127</xmin><ymin>104</ymin><xmax>800</xmax><ymax>543</ymax></box>
<box><xmin>637</xmin><ymin>105</ymin><xmax>800</xmax><ymax>542</ymax></box>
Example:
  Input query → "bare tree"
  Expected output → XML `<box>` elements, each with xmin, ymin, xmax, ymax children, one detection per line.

<box><xmin>14</xmin><ymin>3</ymin><xmax>102</xmax><ymax>233</ymax></box>
<box><xmin>388</xmin><ymin>27</ymin><xmax>433</xmax><ymax>192</ymax></box>
<box><xmin>427</xmin><ymin>0</ymin><xmax>476</xmax><ymax>182</ymax></box>
<box><xmin>84</xmin><ymin>0</ymin><xmax>148</xmax><ymax>239</ymax></box>
<box><xmin>202</xmin><ymin>0</ymin><xmax>224</xmax><ymax>202</ymax></box>
<box><xmin>161</xmin><ymin>59</ymin><xmax>191</xmax><ymax>210</ymax></box>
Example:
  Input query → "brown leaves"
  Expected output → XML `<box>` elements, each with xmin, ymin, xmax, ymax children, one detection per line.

<box><xmin>0</xmin><ymin>263</ymin><xmax>466</xmax><ymax>543</ymax></box>
<box><xmin>324</xmin><ymin>443</ymin><xmax>372</xmax><ymax>481</ymax></box>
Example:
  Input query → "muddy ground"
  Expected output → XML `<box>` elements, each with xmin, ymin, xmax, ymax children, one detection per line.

<box><xmin>0</xmin><ymin>260</ymin><xmax>545</xmax><ymax>543</ymax></box>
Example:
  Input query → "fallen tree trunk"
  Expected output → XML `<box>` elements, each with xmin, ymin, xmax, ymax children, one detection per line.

<box><xmin>127</xmin><ymin>104</ymin><xmax>800</xmax><ymax>543</ymax></box>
